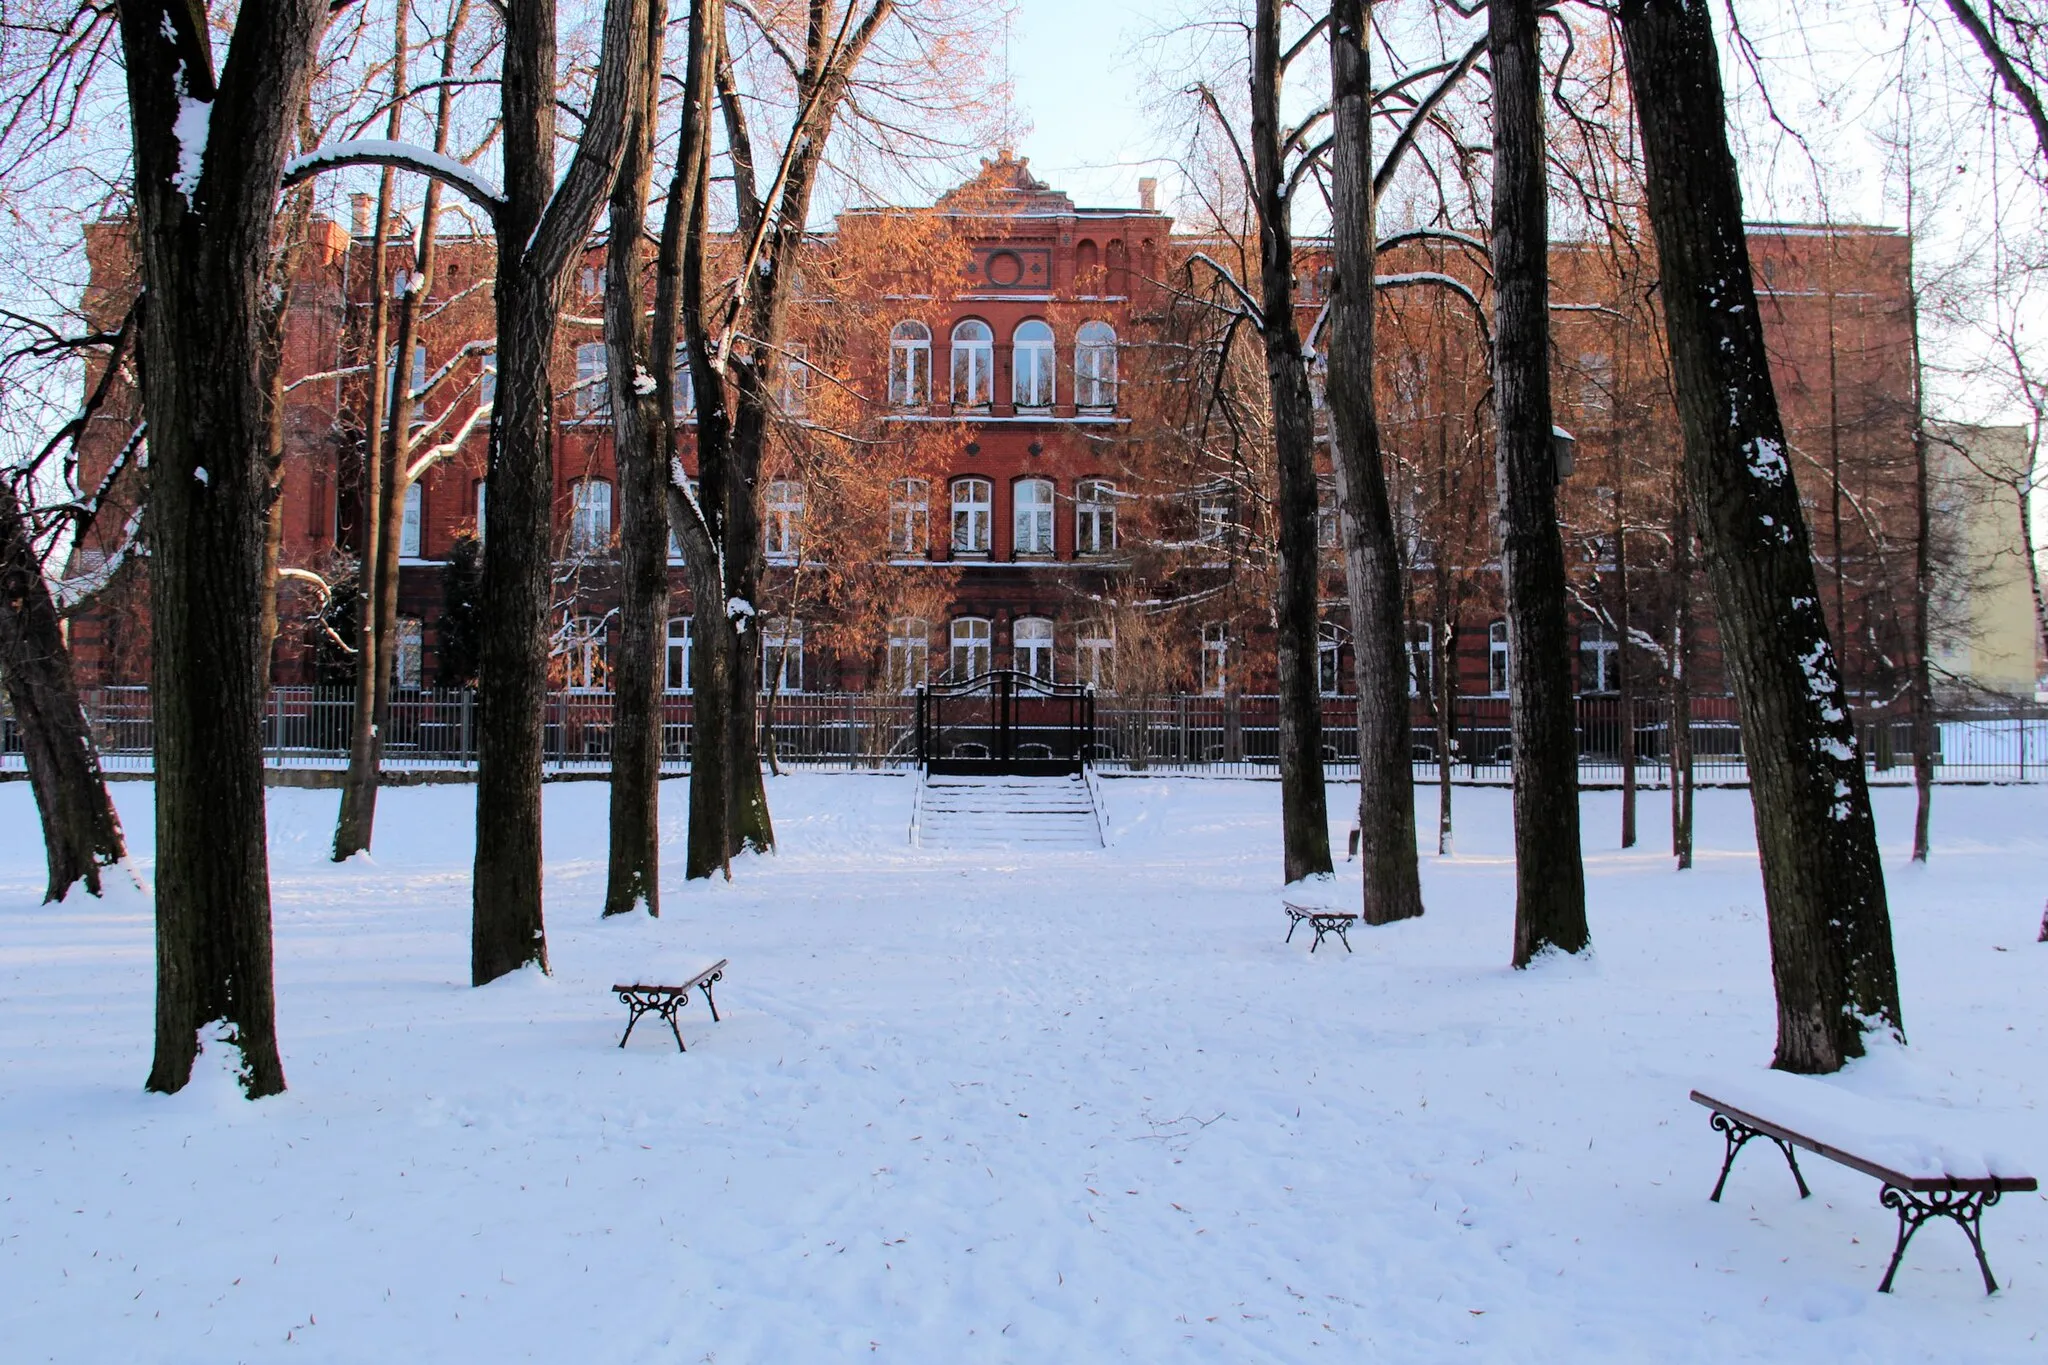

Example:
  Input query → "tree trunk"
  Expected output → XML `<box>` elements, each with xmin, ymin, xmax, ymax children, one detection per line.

<box><xmin>117</xmin><ymin>0</ymin><xmax>331</xmax><ymax>1096</ymax></box>
<box><xmin>0</xmin><ymin>478</ymin><xmax>127</xmax><ymax>901</ymax></box>
<box><xmin>602</xmin><ymin>0</ymin><xmax>668</xmax><ymax>917</ymax></box>
<box><xmin>1326</xmin><ymin>0</ymin><xmax>1421</xmax><ymax>921</ymax></box>
<box><xmin>1492</xmin><ymin>0</ymin><xmax>1589</xmax><ymax>965</ymax></box>
<box><xmin>1615</xmin><ymin>442</ymin><xmax>1637</xmax><ymax>848</ymax></box>
<box><xmin>1618</xmin><ymin>0</ymin><xmax>1902</xmax><ymax>1069</ymax></box>
<box><xmin>1906</xmin><ymin>243</ymin><xmax>1934</xmax><ymax>862</ymax></box>
<box><xmin>1670</xmin><ymin>496</ymin><xmax>1694</xmax><ymax>869</ymax></box>
<box><xmin>472</xmin><ymin>0</ymin><xmax>650</xmax><ymax>983</ymax></box>
<box><xmin>1249</xmin><ymin>0</ymin><xmax>1332</xmax><ymax>884</ymax></box>
<box><xmin>1436</xmin><ymin>598</ymin><xmax>1457</xmax><ymax>855</ymax></box>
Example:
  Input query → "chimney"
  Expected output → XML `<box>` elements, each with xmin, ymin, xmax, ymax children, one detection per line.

<box><xmin>1138</xmin><ymin>177</ymin><xmax>1158</xmax><ymax>212</ymax></box>
<box><xmin>350</xmin><ymin>193</ymin><xmax>374</xmax><ymax>238</ymax></box>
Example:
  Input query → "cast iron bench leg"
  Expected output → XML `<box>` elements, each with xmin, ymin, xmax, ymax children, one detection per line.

<box><xmin>699</xmin><ymin>974</ymin><xmax>722</xmax><ymax>1023</ymax></box>
<box><xmin>1706</xmin><ymin>1111</ymin><xmax>1809</xmax><ymax>1202</ymax></box>
<box><xmin>1878</xmin><ymin>1186</ymin><xmax>2003</xmax><ymax>1295</ymax></box>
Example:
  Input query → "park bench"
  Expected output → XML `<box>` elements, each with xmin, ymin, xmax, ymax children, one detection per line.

<box><xmin>1283</xmin><ymin>901</ymin><xmax>1357</xmax><ymax>954</ymax></box>
<box><xmin>1691</xmin><ymin>1073</ymin><xmax>2036</xmax><ymax>1294</ymax></box>
<box><xmin>613</xmin><ymin>959</ymin><xmax>727</xmax><ymax>1053</ymax></box>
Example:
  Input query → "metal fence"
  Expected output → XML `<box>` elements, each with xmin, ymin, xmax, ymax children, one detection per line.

<box><xmin>5</xmin><ymin>685</ymin><xmax>2045</xmax><ymax>783</ymax></box>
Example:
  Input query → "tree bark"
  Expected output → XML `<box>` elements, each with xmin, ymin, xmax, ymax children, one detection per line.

<box><xmin>1907</xmin><ymin>243</ymin><xmax>1934</xmax><ymax>862</ymax></box>
<box><xmin>0</xmin><ymin>478</ymin><xmax>127</xmax><ymax>901</ymax></box>
<box><xmin>1491</xmin><ymin>0</ymin><xmax>1589</xmax><ymax>965</ymax></box>
<box><xmin>1326</xmin><ymin>0</ymin><xmax>1421</xmax><ymax>921</ymax></box>
<box><xmin>1249</xmin><ymin>0</ymin><xmax>1332</xmax><ymax>885</ymax></box>
<box><xmin>1670</xmin><ymin>495</ymin><xmax>1694</xmax><ymax>870</ymax></box>
<box><xmin>116</xmin><ymin>0</ymin><xmax>332</xmax><ymax>1096</ymax></box>
<box><xmin>602</xmin><ymin>0</ymin><xmax>669</xmax><ymax>917</ymax></box>
<box><xmin>472</xmin><ymin>0</ymin><xmax>650</xmax><ymax>983</ymax></box>
<box><xmin>1618</xmin><ymin>0</ymin><xmax>1902</xmax><ymax>1069</ymax></box>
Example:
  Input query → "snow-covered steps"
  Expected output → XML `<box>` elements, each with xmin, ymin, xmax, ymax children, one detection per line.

<box><xmin>912</xmin><ymin>773</ymin><xmax>1104</xmax><ymax>850</ymax></box>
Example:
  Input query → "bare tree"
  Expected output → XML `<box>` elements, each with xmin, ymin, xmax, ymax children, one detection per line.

<box><xmin>1617</xmin><ymin>0</ymin><xmax>1902</xmax><ymax>1071</ymax></box>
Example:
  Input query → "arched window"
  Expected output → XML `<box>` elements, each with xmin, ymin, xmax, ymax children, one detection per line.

<box><xmin>887</xmin><ymin>616</ymin><xmax>929</xmax><ymax>693</ymax></box>
<box><xmin>951</xmin><ymin>477</ymin><xmax>991</xmax><ymax>555</ymax></box>
<box><xmin>1318</xmin><ymin>622</ymin><xmax>1348</xmax><ymax>696</ymax></box>
<box><xmin>950</xmin><ymin>616</ymin><xmax>991</xmax><ymax>680</ymax></box>
<box><xmin>951</xmin><ymin>320</ymin><xmax>993</xmax><ymax>408</ymax></box>
<box><xmin>554</xmin><ymin>614</ymin><xmax>610</xmax><ymax>692</ymax></box>
<box><xmin>569</xmin><ymin>478</ymin><xmax>612</xmax><ymax>555</ymax></box>
<box><xmin>1076</xmin><ymin>619</ymin><xmax>1115</xmax><ymax>691</ymax></box>
<box><xmin>764</xmin><ymin>480</ymin><xmax>804</xmax><ymax>562</ymax></box>
<box><xmin>889</xmin><ymin>321</ymin><xmax>930</xmax><ymax>408</ymax></box>
<box><xmin>394</xmin><ymin>617</ymin><xmax>423</xmax><ymax>689</ymax></box>
<box><xmin>666</xmin><ymin>616</ymin><xmax>693</xmax><ymax>692</ymax></box>
<box><xmin>1013</xmin><ymin>478</ymin><xmax>1055</xmax><ymax>556</ymax></box>
<box><xmin>400</xmin><ymin>481</ymin><xmax>423</xmax><ymax>558</ymax></box>
<box><xmin>762</xmin><ymin>619</ymin><xmax>803</xmax><ymax>694</ymax></box>
<box><xmin>1076</xmin><ymin>478</ymin><xmax>1117</xmax><ymax>555</ymax></box>
<box><xmin>1014</xmin><ymin>616</ymin><xmax>1055</xmax><ymax>681</ymax></box>
<box><xmin>1074</xmin><ymin>321</ymin><xmax>1117</xmax><ymax>410</ymax></box>
<box><xmin>1012</xmin><ymin>319</ymin><xmax>1055</xmax><ymax>409</ymax></box>
<box><xmin>1074</xmin><ymin>239</ymin><xmax>1101</xmax><ymax>288</ymax></box>
<box><xmin>1200</xmin><ymin>622</ymin><xmax>1230</xmax><ymax>696</ymax></box>
<box><xmin>889</xmin><ymin>477</ymin><xmax>929</xmax><ymax>555</ymax></box>
<box><xmin>574</xmin><ymin>341</ymin><xmax>608</xmax><ymax>418</ymax></box>
<box><xmin>1578</xmin><ymin>622</ymin><xmax>1618</xmax><ymax>694</ymax></box>
<box><xmin>1488</xmin><ymin>620</ymin><xmax>1511</xmax><ymax>696</ymax></box>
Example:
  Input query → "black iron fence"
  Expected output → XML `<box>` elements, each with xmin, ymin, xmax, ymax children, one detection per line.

<box><xmin>5</xmin><ymin>686</ymin><xmax>2045</xmax><ymax>784</ymax></box>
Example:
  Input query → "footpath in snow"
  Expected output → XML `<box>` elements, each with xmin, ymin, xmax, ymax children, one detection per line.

<box><xmin>0</xmin><ymin>775</ymin><xmax>2042</xmax><ymax>1362</ymax></box>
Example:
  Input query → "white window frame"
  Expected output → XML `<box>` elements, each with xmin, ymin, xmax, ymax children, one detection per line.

<box><xmin>555</xmin><ymin>614</ymin><xmax>610</xmax><ymax>693</ymax></box>
<box><xmin>394</xmin><ymin>617</ymin><xmax>423</xmax><ymax>689</ymax></box>
<box><xmin>1076</xmin><ymin>620</ymin><xmax>1114</xmax><ymax>692</ymax></box>
<box><xmin>1013</xmin><ymin>616</ymin><xmax>1055</xmax><ymax>681</ymax></box>
<box><xmin>1013</xmin><ymin>478</ymin><xmax>1055</xmax><ymax>556</ymax></box>
<box><xmin>1407</xmin><ymin>622</ymin><xmax>1434</xmax><ymax>698</ymax></box>
<box><xmin>1488</xmin><ymin>620</ymin><xmax>1512</xmax><ymax>697</ymax></box>
<box><xmin>889</xmin><ymin>477</ymin><xmax>929</xmax><ymax>555</ymax></box>
<box><xmin>1076</xmin><ymin>478</ymin><xmax>1117</xmax><ymax>555</ymax></box>
<box><xmin>400</xmin><ymin>480</ymin><xmax>423</xmax><ymax>558</ymax></box>
<box><xmin>951</xmin><ymin>477</ymin><xmax>991</xmax><ymax>555</ymax></box>
<box><xmin>1318</xmin><ymin>622</ymin><xmax>1347</xmax><ymax>696</ymax></box>
<box><xmin>1579</xmin><ymin>622</ymin><xmax>1619</xmax><ymax>695</ymax></box>
<box><xmin>570</xmin><ymin>478</ymin><xmax>613</xmax><ymax>556</ymax></box>
<box><xmin>1197</xmin><ymin>491</ymin><xmax>1232</xmax><ymax>544</ymax></box>
<box><xmin>389</xmin><ymin>342</ymin><xmax>428</xmax><ymax>411</ymax></box>
<box><xmin>764</xmin><ymin>480</ymin><xmax>804</xmax><ymax>563</ymax></box>
<box><xmin>1074</xmin><ymin>320</ymin><xmax>1117</xmax><ymax>410</ymax></box>
<box><xmin>479</xmin><ymin>353</ymin><xmax>497</xmax><ymax>407</ymax></box>
<box><xmin>671</xmin><ymin>345</ymin><xmax>696</xmax><ymax>420</ymax></box>
<box><xmin>1200</xmin><ymin>622</ymin><xmax>1230</xmax><ymax>696</ymax></box>
<box><xmin>887</xmin><ymin>616</ymin><xmax>930</xmax><ymax>693</ymax></box>
<box><xmin>762</xmin><ymin>619</ymin><xmax>803</xmax><ymax>694</ymax></box>
<box><xmin>1012</xmin><ymin>319</ymin><xmax>1055</xmax><ymax>409</ymax></box>
<box><xmin>889</xmin><ymin>321</ymin><xmax>930</xmax><ymax>408</ymax></box>
<box><xmin>665</xmin><ymin>616</ymin><xmax>693</xmax><ymax>692</ymax></box>
<box><xmin>777</xmin><ymin>341</ymin><xmax>810</xmax><ymax>416</ymax></box>
<box><xmin>950</xmin><ymin>616</ymin><xmax>991</xmax><ymax>680</ymax></box>
<box><xmin>951</xmin><ymin>320</ymin><xmax>993</xmax><ymax>409</ymax></box>
<box><xmin>574</xmin><ymin>341</ymin><xmax>609</xmax><ymax>419</ymax></box>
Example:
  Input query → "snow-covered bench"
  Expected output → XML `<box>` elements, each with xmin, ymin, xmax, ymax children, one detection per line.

<box><xmin>613</xmin><ymin>959</ymin><xmax>727</xmax><ymax>1052</ymax></box>
<box><xmin>1283</xmin><ymin>900</ymin><xmax>1356</xmax><ymax>953</ymax></box>
<box><xmin>1691</xmin><ymin>1073</ymin><xmax>2035</xmax><ymax>1294</ymax></box>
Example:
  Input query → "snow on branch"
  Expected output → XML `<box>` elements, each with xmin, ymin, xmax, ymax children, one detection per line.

<box><xmin>1376</xmin><ymin>271</ymin><xmax>1491</xmax><ymax>347</ymax></box>
<box><xmin>281</xmin><ymin>140</ymin><xmax>506</xmax><ymax>221</ymax></box>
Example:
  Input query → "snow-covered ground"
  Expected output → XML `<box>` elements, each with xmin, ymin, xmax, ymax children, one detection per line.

<box><xmin>1</xmin><ymin>775</ymin><xmax>2042</xmax><ymax>1363</ymax></box>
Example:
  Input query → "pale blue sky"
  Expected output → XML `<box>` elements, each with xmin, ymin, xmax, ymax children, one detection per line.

<box><xmin>1004</xmin><ymin>0</ymin><xmax>1187</xmax><ymax>211</ymax></box>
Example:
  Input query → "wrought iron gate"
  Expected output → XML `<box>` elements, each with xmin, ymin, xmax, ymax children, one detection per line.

<box><xmin>916</xmin><ymin>670</ymin><xmax>1094</xmax><ymax>775</ymax></box>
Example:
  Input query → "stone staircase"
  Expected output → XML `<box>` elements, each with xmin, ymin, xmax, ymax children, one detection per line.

<box><xmin>912</xmin><ymin>773</ymin><xmax>1104</xmax><ymax>851</ymax></box>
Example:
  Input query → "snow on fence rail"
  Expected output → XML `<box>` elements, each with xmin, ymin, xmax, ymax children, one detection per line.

<box><xmin>4</xmin><ymin>686</ymin><xmax>2044</xmax><ymax>784</ymax></box>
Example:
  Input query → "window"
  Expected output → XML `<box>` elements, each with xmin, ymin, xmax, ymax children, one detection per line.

<box><xmin>1200</xmin><ymin>622</ymin><xmax>1230</xmax><ymax>696</ymax></box>
<box><xmin>1407</xmin><ymin>623</ymin><xmax>1434</xmax><ymax>698</ymax></box>
<box><xmin>1013</xmin><ymin>478</ymin><xmax>1054</xmax><ymax>556</ymax></box>
<box><xmin>1076</xmin><ymin>478</ymin><xmax>1117</xmax><ymax>554</ymax></box>
<box><xmin>950</xmin><ymin>616</ymin><xmax>991</xmax><ymax>680</ymax></box>
<box><xmin>579</xmin><ymin>265</ymin><xmax>605</xmax><ymax>297</ymax></box>
<box><xmin>394</xmin><ymin>617</ymin><xmax>423</xmax><ymax>689</ymax></box>
<box><xmin>479</xmin><ymin>354</ymin><xmax>497</xmax><ymax>407</ymax></box>
<box><xmin>400</xmin><ymin>481</ymin><xmax>423</xmax><ymax>557</ymax></box>
<box><xmin>1318</xmin><ymin>622</ymin><xmax>1347</xmax><ymax>695</ymax></box>
<box><xmin>1197</xmin><ymin>490</ymin><xmax>1232</xmax><ymax>543</ymax></box>
<box><xmin>1012</xmin><ymin>319</ymin><xmax>1055</xmax><ymax>409</ymax></box>
<box><xmin>574</xmin><ymin>341</ymin><xmax>608</xmax><ymax>418</ymax></box>
<box><xmin>762</xmin><ymin>619</ymin><xmax>802</xmax><ymax>694</ymax></box>
<box><xmin>951</xmin><ymin>477</ymin><xmax>991</xmax><ymax>555</ymax></box>
<box><xmin>665</xmin><ymin>616</ymin><xmax>693</xmax><ymax>692</ymax></box>
<box><xmin>672</xmin><ymin>345</ymin><xmax>696</xmax><ymax>419</ymax></box>
<box><xmin>889</xmin><ymin>321</ymin><xmax>930</xmax><ymax>408</ymax></box>
<box><xmin>474</xmin><ymin>481</ymin><xmax>487</xmax><ymax>542</ymax></box>
<box><xmin>669</xmin><ymin>478</ymin><xmax>698</xmax><ymax>559</ymax></box>
<box><xmin>569</xmin><ymin>478</ymin><xmax>612</xmax><ymax>555</ymax></box>
<box><xmin>1579</xmin><ymin>622</ymin><xmax>1619</xmax><ymax>695</ymax></box>
<box><xmin>555</xmin><ymin>614</ymin><xmax>610</xmax><ymax>692</ymax></box>
<box><xmin>1014</xmin><ymin>616</ymin><xmax>1055</xmax><ymax>681</ymax></box>
<box><xmin>1488</xmin><ymin>620</ymin><xmax>1511</xmax><ymax>696</ymax></box>
<box><xmin>777</xmin><ymin>341</ymin><xmax>809</xmax><ymax>416</ymax></box>
<box><xmin>388</xmin><ymin>342</ymin><xmax>428</xmax><ymax>410</ymax></box>
<box><xmin>764</xmin><ymin>480</ymin><xmax>804</xmax><ymax>562</ymax></box>
<box><xmin>889</xmin><ymin>477</ymin><xmax>929</xmax><ymax>555</ymax></box>
<box><xmin>951</xmin><ymin>320</ymin><xmax>993</xmax><ymax>408</ymax></box>
<box><xmin>887</xmin><ymin>616</ymin><xmax>929</xmax><ymax>693</ymax></box>
<box><xmin>1074</xmin><ymin>320</ymin><xmax>1117</xmax><ymax>409</ymax></box>
<box><xmin>1076</xmin><ymin>620</ymin><xmax>1115</xmax><ymax>691</ymax></box>
<box><xmin>1316</xmin><ymin>480</ymin><xmax>1340</xmax><ymax>549</ymax></box>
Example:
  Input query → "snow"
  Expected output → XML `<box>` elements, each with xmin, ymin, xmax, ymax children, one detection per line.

<box><xmin>1692</xmin><ymin>1070</ymin><xmax>2033</xmax><ymax>1185</ymax></box>
<box><xmin>2</xmin><ymin>778</ymin><xmax>2044</xmax><ymax>1360</ymax></box>
<box><xmin>282</xmin><ymin>140</ymin><xmax>506</xmax><ymax>214</ymax></box>
<box><xmin>171</xmin><ymin>86</ymin><xmax>210</xmax><ymax>204</ymax></box>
